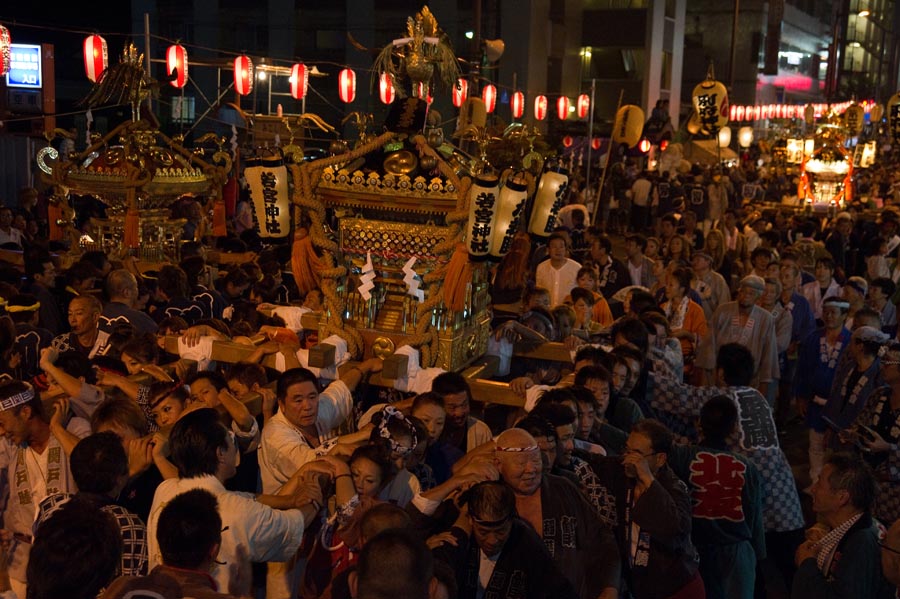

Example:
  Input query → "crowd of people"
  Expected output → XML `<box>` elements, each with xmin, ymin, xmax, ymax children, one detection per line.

<box><xmin>2</xmin><ymin>154</ymin><xmax>900</xmax><ymax>599</ymax></box>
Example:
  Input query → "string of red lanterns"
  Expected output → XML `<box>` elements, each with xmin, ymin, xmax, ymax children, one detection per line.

<box><xmin>534</xmin><ymin>95</ymin><xmax>548</xmax><ymax>120</ymax></box>
<box><xmin>557</xmin><ymin>96</ymin><xmax>570</xmax><ymax>120</ymax></box>
<box><xmin>728</xmin><ymin>100</ymin><xmax>874</xmax><ymax>122</ymax></box>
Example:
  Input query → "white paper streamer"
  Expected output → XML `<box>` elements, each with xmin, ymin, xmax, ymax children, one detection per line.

<box><xmin>402</xmin><ymin>256</ymin><xmax>424</xmax><ymax>302</ymax></box>
<box><xmin>359</xmin><ymin>251</ymin><xmax>375</xmax><ymax>301</ymax></box>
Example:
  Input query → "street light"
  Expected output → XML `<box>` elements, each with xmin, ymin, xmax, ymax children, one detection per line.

<box><xmin>859</xmin><ymin>10</ymin><xmax>870</xmax><ymax>17</ymax></box>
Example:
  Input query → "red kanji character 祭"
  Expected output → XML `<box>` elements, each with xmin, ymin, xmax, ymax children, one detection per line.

<box><xmin>689</xmin><ymin>452</ymin><xmax>747</xmax><ymax>522</ymax></box>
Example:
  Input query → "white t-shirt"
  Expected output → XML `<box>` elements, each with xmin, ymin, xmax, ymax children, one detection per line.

<box><xmin>477</xmin><ymin>549</ymin><xmax>500</xmax><ymax>598</ymax></box>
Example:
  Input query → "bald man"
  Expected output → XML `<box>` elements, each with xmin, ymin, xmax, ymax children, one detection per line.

<box><xmin>101</xmin><ymin>269</ymin><xmax>158</xmax><ymax>335</ymax></box>
<box><xmin>411</xmin><ymin>429</ymin><xmax>620</xmax><ymax>599</ymax></box>
<box><xmin>882</xmin><ymin>519</ymin><xmax>900</xmax><ymax>589</ymax></box>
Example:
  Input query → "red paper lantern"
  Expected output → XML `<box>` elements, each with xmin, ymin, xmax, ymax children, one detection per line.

<box><xmin>290</xmin><ymin>63</ymin><xmax>308</xmax><ymax>100</ymax></box>
<box><xmin>234</xmin><ymin>55</ymin><xmax>253</xmax><ymax>96</ymax></box>
<box><xmin>83</xmin><ymin>35</ymin><xmax>107</xmax><ymax>83</ymax></box>
<box><xmin>557</xmin><ymin>96</ymin><xmax>570</xmax><ymax>120</ymax></box>
<box><xmin>338</xmin><ymin>68</ymin><xmax>356</xmax><ymax>103</ymax></box>
<box><xmin>510</xmin><ymin>91</ymin><xmax>524</xmax><ymax>119</ymax></box>
<box><xmin>577</xmin><ymin>94</ymin><xmax>590</xmax><ymax>118</ymax></box>
<box><xmin>379</xmin><ymin>73</ymin><xmax>395</xmax><ymax>105</ymax></box>
<box><xmin>730</xmin><ymin>105</ymin><xmax>737</xmax><ymax>121</ymax></box>
<box><xmin>0</xmin><ymin>25</ymin><xmax>9</xmax><ymax>78</ymax></box>
<box><xmin>638</xmin><ymin>138</ymin><xmax>651</xmax><ymax>153</ymax></box>
<box><xmin>166</xmin><ymin>44</ymin><xmax>188</xmax><ymax>88</ymax></box>
<box><xmin>482</xmin><ymin>84</ymin><xmax>497</xmax><ymax>113</ymax></box>
<box><xmin>660</xmin><ymin>139</ymin><xmax>669</xmax><ymax>151</ymax></box>
<box><xmin>562</xmin><ymin>135</ymin><xmax>573</xmax><ymax>148</ymax></box>
<box><xmin>591</xmin><ymin>137</ymin><xmax>601</xmax><ymax>151</ymax></box>
<box><xmin>452</xmin><ymin>78</ymin><xmax>468</xmax><ymax>108</ymax></box>
<box><xmin>534</xmin><ymin>95</ymin><xmax>548</xmax><ymax>120</ymax></box>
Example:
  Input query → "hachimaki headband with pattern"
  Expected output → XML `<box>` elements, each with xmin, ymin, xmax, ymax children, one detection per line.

<box><xmin>378</xmin><ymin>405</ymin><xmax>418</xmax><ymax>456</ymax></box>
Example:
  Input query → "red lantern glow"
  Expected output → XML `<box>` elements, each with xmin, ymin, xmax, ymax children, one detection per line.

<box><xmin>83</xmin><ymin>35</ymin><xmax>107</xmax><ymax>83</ymax></box>
<box><xmin>557</xmin><ymin>96</ymin><xmax>570</xmax><ymax>120</ymax></box>
<box><xmin>510</xmin><ymin>91</ymin><xmax>524</xmax><ymax>119</ymax></box>
<box><xmin>482</xmin><ymin>84</ymin><xmax>497</xmax><ymax>113</ymax></box>
<box><xmin>730</xmin><ymin>105</ymin><xmax>737</xmax><ymax>121</ymax></box>
<box><xmin>379</xmin><ymin>73</ymin><xmax>395</xmax><ymax>105</ymax></box>
<box><xmin>660</xmin><ymin>140</ymin><xmax>669</xmax><ymax>151</ymax></box>
<box><xmin>534</xmin><ymin>95</ymin><xmax>548</xmax><ymax>120</ymax></box>
<box><xmin>290</xmin><ymin>63</ymin><xmax>308</xmax><ymax>100</ymax></box>
<box><xmin>234</xmin><ymin>56</ymin><xmax>253</xmax><ymax>96</ymax></box>
<box><xmin>338</xmin><ymin>68</ymin><xmax>356</xmax><ymax>103</ymax></box>
<box><xmin>563</xmin><ymin>135</ymin><xmax>573</xmax><ymax>148</ymax></box>
<box><xmin>577</xmin><ymin>94</ymin><xmax>590</xmax><ymax>118</ymax></box>
<box><xmin>452</xmin><ymin>78</ymin><xmax>468</xmax><ymax>108</ymax></box>
<box><xmin>638</xmin><ymin>139</ymin><xmax>651</xmax><ymax>153</ymax></box>
<box><xmin>591</xmin><ymin>137</ymin><xmax>601</xmax><ymax>151</ymax></box>
<box><xmin>166</xmin><ymin>44</ymin><xmax>188</xmax><ymax>88</ymax></box>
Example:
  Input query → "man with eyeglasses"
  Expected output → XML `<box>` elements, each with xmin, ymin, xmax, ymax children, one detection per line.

<box><xmin>792</xmin><ymin>452</ymin><xmax>893</xmax><ymax>599</ymax></box>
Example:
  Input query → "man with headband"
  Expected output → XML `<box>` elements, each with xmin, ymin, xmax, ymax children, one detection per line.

<box><xmin>0</xmin><ymin>380</ymin><xmax>90</xmax><ymax>599</ymax></box>
<box><xmin>696</xmin><ymin>275</ymin><xmax>779</xmax><ymax>397</ymax></box>
<box><xmin>798</xmin><ymin>296</ymin><xmax>852</xmax><ymax>486</ymax></box>
<box><xmin>410</xmin><ymin>428</ymin><xmax>620</xmax><ymax>599</ymax></box>
<box><xmin>431</xmin><ymin>480</ymin><xmax>579</xmax><ymax>598</ymax></box>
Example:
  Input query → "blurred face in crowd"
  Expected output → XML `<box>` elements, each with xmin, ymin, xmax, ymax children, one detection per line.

<box><xmin>822</xmin><ymin>304</ymin><xmax>847</xmax><ymax>331</ymax></box>
<box><xmin>736</xmin><ymin>285</ymin><xmax>761</xmax><ymax>310</ymax></box>
<box><xmin>583</xmin><ymin>378</ymin><xmax>610</xmax><ymax>417</ymax></box>
<box><xmin>0</xmin><ymin>407</ymin><xmax>30</xmax><ymax>446</ymax></box>
<box><xmin>0</xmin><ymin>209</ymin><xmax>12</xmax><ymax>229</ymax></box>
<box><xmin>279</xmin><ymin>380</ymin><xmax>319</xmax><ymax>429</ymax></box>
<box><xmin>470</xmin><ymin>512</ymin><xmax>513</xmax><ymax>558</ymax></box>
<box><xmin>189</xmin><ymin>377</ymin><xmax>221</xmax><ymax>408</ymax></box>
<box><xmin>150</xmin><ymin>395</ymin><xmax>185</xmax><ymax>429</ymax></box>
<box><xmin>573</xmin><ymin>298</ymin><xmax>592</xmax><ymax>327</ymax></box>
<box><xmin>548</xmin><ymin>238</ymin><xmax>568</xmax><ymax>263</ymax></box>
<box><xmin>780</xmin><ymin>263</ymin><xmax>799</xmax><ymax>293</ymax></box>
<box><xmin>611</xmin><ymin>361</ymin><xmax>630</xmax><ymax>394</ymax></box>
<box><xmin>496</xmin><ymin>447</ymin><xmax>542</xmax><ymax>496</ymax></box>
<box><xmin>68</xmin><ymin>297</ymin><xmax>99</xmax><ymax>336</ymax></box>
<box><xmin>120</xmin><ymin>352</ymin><xmax>145</xmax><ymax>376</ymax></box>
<box><xmin>760</xmin><ymin>283</ymin><xmax>779</xmax><ymax>308</ymax></box>
<box><xmin>815</xmin><ymin>262</ymin><xmax>834</xmax><ymax>285</ymax></box>
<box><xmin>351</xmin><ymin>456</ymin><xmax>383</xmax><ymax>498</ymax></box>
<box><xmin>412</xmin><ymin>403</ymin><xmax>446</xmax><ymax>442</ymax></box>
<box><xmin>577</xmin><ymin>272</ymin><xmax>596</xmax><ymax>292</ymax></box>
<box><xmin>442</xmin><ymin>391</ymin><xmax>470</xmax><ymax>429</ymax></box>
<box><xmin>533</xmin><ymin>434</ymin><xmax>557</xmax><ymax>474</ymax></box>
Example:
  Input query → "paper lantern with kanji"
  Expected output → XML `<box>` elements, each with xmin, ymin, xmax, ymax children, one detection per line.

<box><xmin>338</xmin><ymin>68</ymin><xmax>356</xmax><ymax>103</ymax></box>
<box><xmin>528</xmin><ymin>166</ymin><xmax>569</xmax><ymax>237</ymax></box>
<box><xmin>166</xmin><ymin>44</ymin><xmax>188</xmax><ymax>88</ymax></box>
<box><xmin>577</xmin><ymin>94</ymin><xmax>590</xmax><ymax>118</ymax></box>
<box><xmin>534</xmin><ymin>95</ymin><xmax>548</xmax><ymax>120</ymax></box>
<box><xmin>245</xmin><ymin>159</ymin><xmax>291</xmax><ymax>238</ymax></box>
<box><xmin>510</xmin><ymin>91</ymin><xmax>524</xmax><ymax>119</ymax></box>
<box><xmin>611</xmin><ymin>105</ymin><xmax>645</xmax><ymax>147</ymax></box>
<box><xmin>482</xmin><ymin>84</ymin><xmax>497</xmax><ymax>113</ymax></box>
<box><xmin>83</xmin><ymin>35</ymin><xmax>107</xmax><ymax>83</ymax></box>
<box><xmin>691</xmin><ymin>77</ymin><xmax>729</xmax><ymax>132</ymax></box>
<box><xmin>452</xmin><ymin>78</ymin><xmax>468</xmax><ymax>108</ymax></box>
<box><xmin>234</xmin><ymin>56</ymin><xmax>253</xmax><ymax>96</ymax></box>
<box><xmin>290</xmin><ymin>63</ymin><xmax>308</xmax><ymax>100</ymax></box>
<box><xmin>466</xmin><ymin>174</ymin><xmax>501</xmax><ymax>258</ymax></box>
<box><xmin>844</xmin><ymin>104</ymin><xmax>864</xmax><ymax>135</ymax></box>
<box><xmin>379</xmin><ymin>73</ymin><xmax>395</xmax><ymax>105</ymax></box>
<box><xmin>557</xmin><ymin>96</ymin><xmax>570</xmax><ymax>120</ymax></box>
<box><xmin>489</xmin><ymin>177</ymin><xmax>529</xmax><ymax>259</ymax></box>
<box><xmin>888</xmin><ymin>94</ymin><xmax>900</xmax><ymax>142</ymax></box>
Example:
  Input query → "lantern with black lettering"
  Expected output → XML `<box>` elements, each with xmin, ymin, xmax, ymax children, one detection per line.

<box><xmin>290</xmin><ymin>63</ymin><xmax>308</xmax><ymax>100</ymax></box>
<box><xmin>452</xmin><ymin>78</ymin><xmax>468</xmax><ymax>108</ymax></box>
<box><xmin>234</xmin><ymin>56</ymin><xmax>253</xmax><ymax>96</ymax></box>
<box><xmin>844</xmin><ymin>104</ymin><xmax>864</xmax><ymax>136</ymax></box>
<box><xmin>612</xmin><ymin>105</ymin><xmax>645</xmax><ymax>147</ymax></box>
<box><xmin>83</xmin><ymin>35</ymin><xmax>107</xmax><ymax>83</ymax></box>
<box><xmin>244</xmin><ymin>156</ymin><xmax>291</xmax><ymax>238</ymax></box>
<box><xmin>528</xmin><ymin>165</ymin><xmax>569</xmax><ymax>237</ymax></box>
<box><xmin>534</xmin><ymin>95</ymin><xmax>548</xmax><ymax>121</ymax></box>
<box><xmin>691</xmin><ymin>70</ymin><xmax>729</xmax><ymax>133</ymax></box>
<box><xmin>887</xmin><ymin>94</ymin><xmax>900</xmax><ymax>142</ymax></box>
<box><xmin>466</xmin><ymin>174</ymin><xmax>501</xmax><ymax>258</ymax></box>
<box><xmin>489</xmin><ymin>176</ymin><xmax>529</xmax><ymax>259</ymax></box>
<box><xmin>166</xmin><ymin>44</ymin><xmax>188</xmax><ymax>88</ymax></box>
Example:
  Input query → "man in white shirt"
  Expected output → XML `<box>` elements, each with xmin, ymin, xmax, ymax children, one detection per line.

<box><xmin>801</xmin><ymin>256</ymin><xmax>842</xmax><ymax>321</ymax></box>
<box><xmin>624</xmin><ymin>234</ymin><xmax>656</xmax><ymax>289</ymax></box>
<box><xmin>148</xmin><ymin>408</ymin><xmax>321</xmax><ymax>597</ymax></box>
<box><xmin>535</xmin><ymin>233</ymin><xmax>581</xmax><ymax>307</ymax></box>
<box><xmin>258</xmin><ymin>361</ymin><xmax>381</xmax><ymax>598</ymax></box>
